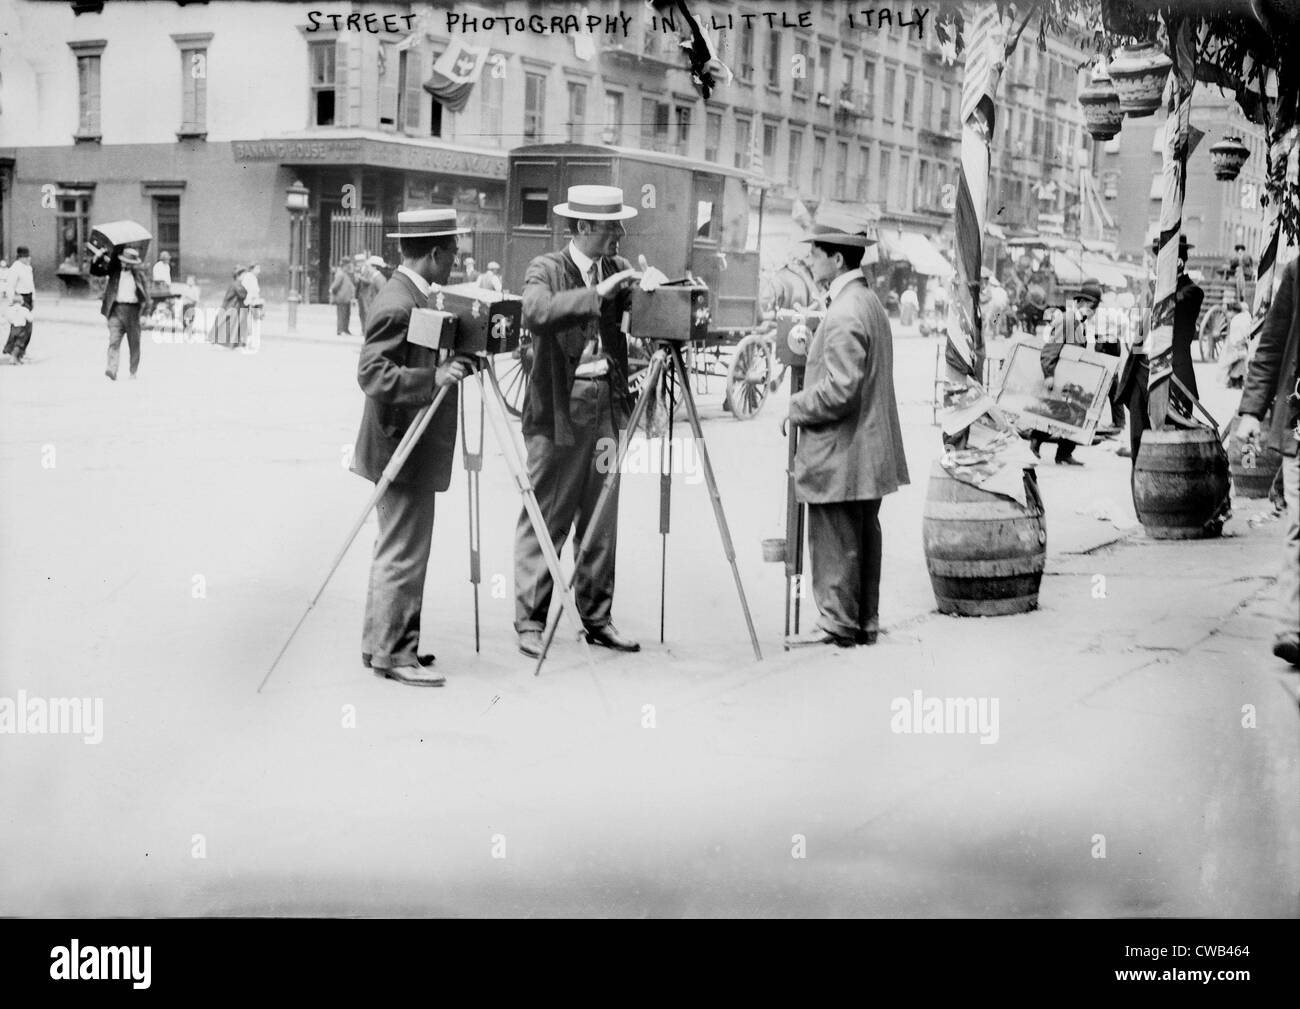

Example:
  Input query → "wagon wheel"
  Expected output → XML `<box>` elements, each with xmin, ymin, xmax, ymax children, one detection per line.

<box><xmin>725</xmin><ymin>332</ymin><xmax>773</xmax><ymax>420</ymax></box>
<box><xmin>494</xmin><ymin>331</ymin><xmax>534</xmax><ymax>419</ymax></box>
<box><xmin>1198</xmin><ymin>304</ymin><xmax>1230</xmax><ymax>362</ymax></box>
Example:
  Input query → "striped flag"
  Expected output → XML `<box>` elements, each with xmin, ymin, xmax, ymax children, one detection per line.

<box><xmin>942</xmin><ymin>4</ymin><xmax>1003</xmax><ymax>423</ymax></box>
<box><xmin>424</xmin><ymin>39</ymin><xmax>489</xmax><ymax>113</ymax></box>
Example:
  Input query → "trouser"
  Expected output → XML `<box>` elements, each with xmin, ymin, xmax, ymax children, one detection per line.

<box><xmin>514</xmin><ymin>378</ymin><xmax>618</xmax><ymax>633</ymax></box>
<box><xmin>357</xmin><ymin>298</ymin><xmax>369</xmax><ymax>333</ymax></box>
<box><xmin>336</xmin><ymin>301</ymin><xmax>352</xmax><ymax>335</ymax></box>
<box><xmin>361</xmin><ymin>479</ymin><xmax>438</xmax><ymax>669</ymax></box>
<box><xmin>106</xmin><ymin>303</ymin><xmax>141</xmax><ymax>377</ymax></box>
<box><xmin>1094</xmin><ymin>341</ymin><xmax>1126</xmax><ymax>427</ymax></box>
<box><xmin>1030</xmin><ymin>432</ymin><xmax>1077</xmax><ymax>462</ymax></box>
<box><xmin>807</xmin><ymin>499</ymin><xmax>883</xmax><ymax>641</ymax></box>
<box><xmin>4</xmin><ymin>293</ymin><xmax>33</xmax><ymax>360</ymax></box>
<box><xmin>1279</xmin><ymin>454</ymin><xmax>1300</xmax><ymax>642</ymax></box>
<box><xmin>1125</xmin><ymin>356</ymin><xmax>1151</xmax><ymax>462</ymax></box>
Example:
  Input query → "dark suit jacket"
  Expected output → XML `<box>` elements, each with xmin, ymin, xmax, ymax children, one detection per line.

<box><xmin>1241</xmin><ymin>258</ymin><xmax>1300</xmax><ymax>457</ymax></box>
<box><xmin>99</xmin><ymin>262</ymin><xmax>152</xmax><ymax>318</ymax></box>
<box><xmin>789</xmin><ymin>275</ymin><xmax>909</xmax><ymax>503</ymax></box>
<box><xmin>350</xmin><ymin>271</ymin><xmax>458</xmax><ymax>489</ymax></box>
<box><xmin>520</xmin><ymin>248</ymin><xmax>633</xmax><ymax>447</ymax></box>
<box><xmin>1040</xmin><ymin>306</ymin><xmax>1086</xmax><ymax>379</ymax></box>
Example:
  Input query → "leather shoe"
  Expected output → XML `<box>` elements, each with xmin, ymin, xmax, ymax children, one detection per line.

<box><xmin>856</xmin><ymin>629</ymin><xmax>879</xmax><ymax>646</ymax></box>
<box><xmin>518</xmin><ymin>630</ymin><xmax>543</xmax><ymax>658</ymax></box>
<box><xmin>1274</xmin><ymin>635</ymin><xmax>1300</xmax><ymax>667</ymax></box>
<box><xmin>363</xmin><ymin>652</ymin><xmax>434</xmax><ymax>668</ymax></box>
<box><xmin>372</xmin><ymin>664</ymin><xmax>446</xmax><ymax>687</ymax></box>
<box><xmin>585</xmin><ymin>624</ymin><xmax>640</xmax><ymax>652</ymax></box>
<box><xmin>785</xmin><ymin>629</ymin><xmax>855</xmax><ymax>648</ymax></box>
<box><xmin>1056</xmin><ymin>456</ymin><xmax>1084</xmax><ymax>466</ymax></box>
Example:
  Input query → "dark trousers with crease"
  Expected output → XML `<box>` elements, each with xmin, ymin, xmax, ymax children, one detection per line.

<box><xmin>106</xmin><ymin>303</ymin><xmax>141</xmax><ymax>377</ymax></box>
<box><xmin>514</xmin><ymin>378</ymin><xmax>618</xmax><ymax>633</ymax></box>
<box><xmin>1094</xmin><ymin>341</ymin><xmax>1126</xmax><ymax>427</ymax></box>
<box><xmin>362</xmin><ymin>480</ymin><xmax>437</xmax><ymax>669</ymax></box>
<box><xmin>3</xmin><ymin>293</ymin><xmax>32</xmax><ymax>360</ymax></box>
<box><xmin>807</xmin><ymin>499</ymin><xmax>882</xmax><ymax>640</ymax></box>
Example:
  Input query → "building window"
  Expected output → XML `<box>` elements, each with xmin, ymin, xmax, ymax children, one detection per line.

<box><xmin>520</xmin><ymin>188</ymin><xmax>551</xmax><ymax>227</ymax></box>
<box><xmin>884</xmin><ymin>66</ymin><xmax>897</xmax><ymax>120</ymax></box>
<box><xmin>378</xmin><ymin>42</ymin><xmax>400</xmax><ymax>129</ymax></box>
<box><xmin>923</xmin><ymin>80</ymin><xmax>934</xmax><ymax>131</ymax></box>
<box><xmin>567</xmin><ymin>81</ymin><xmax>587</xmax><ymax>143</ymax></box>
<box><xmin>878</xmin><ymin>149</ymin><xmax>892</xmax><ymax>205</ymax></box>
<box><xmin>523</xmin><ymin>72</ymin><xmax>546</xmax><ymax>143</ymax></box>
<box><xmin>705</xmin><ymin>111</ymin><xmax>722</xmax><ymax>161</ymax></box>
<box><xmin>735</xmin><ymin>117</ymin><xmax>752</xmax><ymax>169</ymax></box>
<box><xmin>68</xmin><ymin>40</ymin><xmax>106</xmax><ymax>140</ymax></box>
<box><xmin>152</xmin><ymin>195</ymin><xmax>181</xmax><ymax>273</ymax></box>
<box><xmin>172</xmin><ymin>34</ymin><xmax>211</xmax><ymax>139</ymax></box>
<box><xmin>1031</xmin><ymin>116</ymin><xmax>1042</xmax><ymax>158</ymax></box>
<box><xmin>763</xmin><ymin>122</ymin><xmax>778</xmax><ymax>161</ymax></box>
<box><xmin>642</xmin><ymin>98</ymin><xmax>670</xmax><ymax>152</ymax></box>
<box><xmin>817</xmin><ymin>45</ymin><xmax>831</xmax><ymax>98</ymax></box>
<box><xmin>788</xmin><ymin>129</ymin><xmax>803</xmax><ymax>184</ymax></box>
<box><xmin>309</xmin><ymin>40</ymin><xmax>339</xmax><ymax>127</ymax></box>
<box><xmin>765</xmin><ymin>31</ymin><xmax>781</xmax><ymax>89</ymax></box>
<box><xmin>862</xmin><ymin>60</ymin><xmax>875</xmax><ymax>116</ymax></box>
<box><xmin>812</xmin><ymin>135</ymin><xmax>826</xmax><ymax>194</ymax></box>
<box><xmin>794</xmin><ymin>38</ymin><xmax>810</xmax><ymax>96</ymax></box>
<box><xmin>857</xmin><ymin>145</ymin><xmax>871</xmax><ymax>200</ymax></box>
<box><xmin>918</xmin><ymin>159</ymin><xmax>932</xmax><ymax>208</ymax></box>
<box><xmin>603</xmin><ymin>91</ymin><xmax>624</xmax><ymax>145</ymax></box>
<box><xmin>479</xmin><ymin>70</ymin><xmax>503</xmax><ymax>146</ymax></box>
<box><xmin>899</xmin><ymin>154</ymin><xmax>912</xmax><ymax>210</ymax></box>
<box><xmin>675</xmin><ymin>104</ymin><xmax>692</xmax><ymax>154</ymax></box>
<box><xmin>834</xmin><ymin>141</ymin><xmax>848</xmax><ymax>199</ymax></box>
<box><xmin>55</xmin><ymin>189</ymin><xmax>93</xmax><ymax>274</ymax></box>
<box><xmin>903</xmin><ymin>73</ymin><xmax>916</xmax><ymax>126</ymax></box>
<box><xmin>398</xmin><ymin>49</ymin><xmax>423</xmax><ymax>135</ymax></box>
<box><xmin>738</xmin><ymin>22</ymin><xmax>754</xmax><ymax>82</ymax></box>
<box><xmin>941</xmin><ymin>86</ymin><xmax>954</xmax><ymax>133</ymax></box>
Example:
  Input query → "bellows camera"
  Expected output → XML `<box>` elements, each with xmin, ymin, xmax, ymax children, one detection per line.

<box><xmin>408</xmin><ymin>283</ymin><xmax>522</xmax><ymax>355</ymax></box>
<box><xmin>774</xmin><ymin>308</ymin><xmax>823</xmax><ymax>366</ymax></box>
<box><xmin>628</xmin><ymin>284</ymin><xmax>711</xmax><ymax>343</ymax></box>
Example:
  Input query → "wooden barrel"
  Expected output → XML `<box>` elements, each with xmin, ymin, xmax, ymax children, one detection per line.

<box><xmin>922</xmin><ymin>462</ymin><xmax>1047</xmax><ymax>616</ymax></box>
<box><xmin>1132</xmin><ymin>428</ymin><xmax>1231</xmax><ymax>539</ymax></box>
<box><xmin>1226</xmin><ymin>416</ymin><xmax>1283</xmax><ymax>499</ymax></box>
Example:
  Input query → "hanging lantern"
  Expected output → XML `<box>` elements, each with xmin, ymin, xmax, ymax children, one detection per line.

<box><xmin>1209</xmin><ymin>135</ymin><xmax>1251</xmax><ymax>181</ymax></box>
<box><xmin>1078</xmin><ymin>59</ymin><xmax>1123</xmax><ymax>140</ymax></box>
<box><xmin>1108</xmin><ymin>42</ymin><xmax>1173</xmax><ymax>118</ymax></box>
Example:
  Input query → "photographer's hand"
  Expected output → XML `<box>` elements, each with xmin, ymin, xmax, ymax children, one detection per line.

<box><xmin>596</xmin><ymin>268</ymin><xmax>641</xmax><ymax>300</ymax></box>
<box><xmin>1235</xmin><ymin>414</ymin><xmax>1262</xmax><ymax>447</ymax></box>
<box><xmin>434</xmin><ymin>356</ymin><xmax>473</xmax><ymax>388</ymax></box>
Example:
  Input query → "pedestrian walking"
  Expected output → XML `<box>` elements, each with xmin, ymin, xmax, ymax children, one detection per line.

<box><xmin>366</xmin><ymin>255</ymin><xmax>389</xmax><ymax>299</ymax></box>
<box><xmin>1031</xmin><ymin>279</ymin><xmax>1100</xmax><ymax>466</ymax></box>
<box><xmin>152</xmin><ymin>251</ymin><xmax>173</xmax><ymax>288</ymax></box>
<box><xmin>0</xmin><ymin>259</ymin><xmax>12</xmax><ymax>358</ymax></box>
<box><xmin>350</xmin><ymin>209</ymin><xmax>473</xmax><ymax>687</ymax></box>
<box><xmin>100</xmin><ymin>247</ymin><xmax>152</xmax><ymax>381</ymax></box>
<box><xmin>207</xmin><ymin>266</ymin><xmax>249</xmax><ymax>348</ymax></box>
<box><xmin>353</xmin><ymin>253</ymin><xmax>373</xmax><ymax>330</ymax></box>
<box><xmin>478</xmin><ymin>260</ymin><xmax>503</xmax><ymax>293</ymax></box>
<box><xmin>3</xmin><ymin>247</ymin><xmax>35</xmax><ymax>363</ymax></box>
<box><xmin>512</xmin><ymin>184</ymin><xmax>643</xmax><ymax>659</ymax></box>
<box><xmin>900</xmin><ymin>282</ymin><xmax>919</xmax><ymax>326</ymax></box>
<box><xmin>785</xmin><ymin>226</ymin><xmax>910</xmax><ymax>648</ymax></box>
<box><xmin>462</xmin><ymin>255</ymin><xmax>478</xmax><ymax>285</ymax></box>
<box><xmin>331</xmin><ymin>257</ymin><xmax>356</xmax><ymax>336</ymax></box>
<box><xmin>1236</xmin><ymin>257</ymin><xmax>1300</xmax><ymax>668</ymax></box>
<box><xmin>238</xmin><ymin>263</ymin><xmax>263</xmax><ymax>352</ymax></box>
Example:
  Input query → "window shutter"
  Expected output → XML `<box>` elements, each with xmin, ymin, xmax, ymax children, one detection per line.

<box><xmin>404</xmin><ymin>49</ymin><xmax>422</xmax><ymax>132</ymax></box>
<box><xmin>335</xmin><ymin>39</ymin><xmax>349</xmax><ymax>127</ymax></box>
<box><xmin>195</xmin><ymin>57</ymin><xmax>207</xmax><ymax>131</ymax></box>
<box><xmin>379</xmin><ymin>42</ymin><xmax>399</xmax><ymax>127</ymax></box>
<box><xmin>181</xmin><ymin>52</ymin><xmax>196</xmax><ymax>131</ymax></box>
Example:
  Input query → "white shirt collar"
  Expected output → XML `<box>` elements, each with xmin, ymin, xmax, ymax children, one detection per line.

<box><xmin>825</xmin><ymin>269</ymin><xmax>858</xmax><ymax>307</ymax></box>
<box><xmin>568</xmin><ymin>241</ymin><xmax>596</xmax><ymax>284</ymax></box>
<box><xmin>396</xmin><ymin>264</ymin><xmax>432</xmax><ymax>299</ymax></box>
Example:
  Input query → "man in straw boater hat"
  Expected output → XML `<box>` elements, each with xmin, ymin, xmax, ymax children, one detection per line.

<box><xmin>513</xmin><ymin>184</ymin><xmax>644</xmax><ymax>658</ymax></box>
<box><xmin>100</xmin><ymin>246</ymin><xmax>153</xmax><ymax>381</ymax></box>
<box><xmin>349</xmin><ymin>208</ymin><xmax>473</xmax><ymax>687</ymax></box>
<box><xmin>785</xmin><ymin>225</ymin><xmax>909</xmax><ymax>648</ymax></box>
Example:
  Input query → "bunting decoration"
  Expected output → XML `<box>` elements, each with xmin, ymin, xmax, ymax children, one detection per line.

<box><xmin>424</xmin><ymin>39</ymin><xmax>489</xmax><ymax>113</ymax></box>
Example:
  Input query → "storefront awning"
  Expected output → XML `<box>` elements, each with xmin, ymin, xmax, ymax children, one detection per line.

<box><xmin>882</xmin><ymin>230</ymin><xmax>954</xmax><ymax>278</ymax></box>
<box><xmin>1053</xmin><ymin>254</ymin><xmax>1087</xmax><ymax>286</ymax></box>
<box><xmin>1081</xmin><ymin>254</ymin><xmax>1129</xmax><ymax>289</ymax></box>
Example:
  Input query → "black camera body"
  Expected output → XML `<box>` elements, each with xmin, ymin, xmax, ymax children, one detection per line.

<box><xmin>628</xmin><ymin>284</ymin><xmax>710</xmax><ymax>343</ymax></box>
<box><xmin>408</xmin><ymin>283</ymin><xmax>522</xmax><ymax>356</ymax></box>
<box><xmin>774</xmin><ymin>308</ymin><xmax>822</xmax><ymax>367</ymax></box>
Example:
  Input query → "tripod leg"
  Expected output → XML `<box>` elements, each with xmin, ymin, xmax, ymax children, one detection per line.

<box><xmin>669</xmin><ymin>344</ymin><xmax>763</xmax><ymax>661</ymax></box>
<box><xmin>479</xmin><ymin>367</ymin><xmax>595</xmax><ymax>671</ymax></box>
<box><xmin>659</xmin><ymin>414</ymin><xmax>672</xmax><ymax>644</ymax></box>
<box><xmin>534</xmin><ymin>349</ymin><xmax>669</xmax><ymax>676</ymax></box>
<box><xmin>259</xmin><ymin>385</ymin><xmax>452</xmax><ymax>692</ymax></box>
<box><xmin>462</xmin><ymin>387</ymin><xmax>484</xmax><ymax>653</ymax></box>
<box><xmin>786</xmin><ymin>365</ymin><xmax>806</xmax><ymax>642</ymax></box>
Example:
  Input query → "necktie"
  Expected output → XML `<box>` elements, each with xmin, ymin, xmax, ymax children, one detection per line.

<box><xmin>585</xmin><ymin>261</ymin><xmax>602</xmax><ymax>360</ymax></box>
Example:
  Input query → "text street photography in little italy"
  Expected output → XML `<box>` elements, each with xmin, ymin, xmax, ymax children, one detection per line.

<box><xmin>0</xmin><ymin>0</ymin><xmax>1298</xmax><ymax>946</ymax></box>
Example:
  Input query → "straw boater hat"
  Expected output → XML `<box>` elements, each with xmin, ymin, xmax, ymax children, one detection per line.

<box><xmin>798</xmin><ymin>224</ymin><xmax>876</xmax><ymax>248</ymax></box>
<box><xmin>118</xmin><ymin>247</ymin><xmax>143</xmax><ymax>266</ymax></box>
<box><xmin>367</xmin><ymin>255</ymin><xmax>386</xmax><ymax>267</ymax></box>
<box><xmin>554</xmin><ymin>185</ymin><xmax>638</xmax><ymax>221</ymax></box>
<box><xmin>1074</xmin><ymin>278</ymin><xmax>1103</xmax><ymax>305</ymax></box>
<box><xmin>386</xmin><ymin>207</ymin><xmax>471</xmax><ymax>239</ymax></box>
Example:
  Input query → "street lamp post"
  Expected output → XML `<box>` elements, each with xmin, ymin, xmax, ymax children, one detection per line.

<box><xmin>285</xmin><ymin>181</ymin><xmax>310</xmax><ymax>333</ymax></box>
